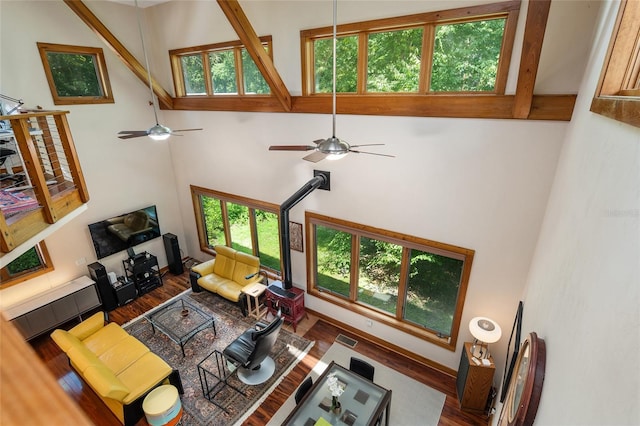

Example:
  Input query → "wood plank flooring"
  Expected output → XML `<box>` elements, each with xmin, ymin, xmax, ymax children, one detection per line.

<box><xmin>30</xmin><ymin>270</ymin><xmax>490</xmax><ymax>426</ymax></box>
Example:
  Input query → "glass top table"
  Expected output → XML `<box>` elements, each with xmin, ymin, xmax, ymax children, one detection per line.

<box><xmin>282</xmin><ymin>361</ymin><xmax>392</xmax><ymax>426</ymax></box>
<box><xmin>145</xmin><ymin>298</ymin><xmax>216</xmax><ymax>356</ymax></box>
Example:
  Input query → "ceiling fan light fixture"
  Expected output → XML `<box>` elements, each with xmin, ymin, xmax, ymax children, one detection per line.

<box><xmin>148</xmin><ymin>124</ymin><xmax>171</xmax><ymax>141</ymax></box>
<box><xmin>318</xmin><ymin>136</ymin><xmax>349</xmax><ymax>156</ymax></box>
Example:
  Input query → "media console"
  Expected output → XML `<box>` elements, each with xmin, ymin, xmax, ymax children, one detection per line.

<box><xmin>123</xmin><ymin>252</ymin><xmax>162</xmax><ymax>296</ymax></box>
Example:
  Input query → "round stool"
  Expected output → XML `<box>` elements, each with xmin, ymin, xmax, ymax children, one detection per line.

<box><xmin>142</xmin><ymin>385</ymin><xmax>182</xmax><ymax>426</ymax></box>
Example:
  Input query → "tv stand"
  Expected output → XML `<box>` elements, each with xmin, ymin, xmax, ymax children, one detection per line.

<box><xmin>123</xmin><ymin>252</ymin><xmax>162</xmax><ymax>296</ymax></box>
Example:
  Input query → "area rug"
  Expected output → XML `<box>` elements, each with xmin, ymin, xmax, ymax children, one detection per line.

<box><xmin>124</xmin><ymin>289</ymin><xmax>313</xmax><ymax>425</ymax></box>
<box><xmin>267</xmin><ymin>342</ymin><xmax>446</xmax><ymax>425</ymax></box>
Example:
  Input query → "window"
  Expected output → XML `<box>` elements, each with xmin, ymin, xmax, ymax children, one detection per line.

<box><xmin>191</xmin><ymin>186</ymin><xmax>281</xmax><ymax>274</ymax></box>
<box><xmin>170</xmin><ymin>37</ymin><xmax>272</xmax><ymax>97</ymax></box>
<box><xmin>37</xmin><ymin>43</ymin><xmax>114</xmax><ymax>105</ymax></box>
<box><xmin>591</xmin><ymin>0</ymin><xmax>640</xmax><ymax>128</ymax></box>
<box><xmin>307</xmin><ymin>212</ymin><xmax>474</xmax><ymax>350</ymax></box>
<box><xmin>0</xmin><ymin>242</ymin><xmax>53</xmax><ymax>288</ymax></box>
<box><xmin>301</xmin><ymin>1</ymin><xmax>518</xmax><ymax>95</ymax></box>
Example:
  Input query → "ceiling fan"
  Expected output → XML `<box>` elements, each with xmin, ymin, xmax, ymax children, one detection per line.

<box><xmin>268</xmin><ymin>0</ymin><xmax>394</xmax><ymax>163</ymax></box>
<box><xmin>118</xmin><ymin>0</ymin><xmax>201</xmax><ymax>141</ymax></box>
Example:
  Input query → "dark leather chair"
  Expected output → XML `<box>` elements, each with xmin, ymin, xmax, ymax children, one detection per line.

<box><xmin>295</xmin><ymin>376</ymin><xmax>313</xmax><ymax>404</ymax></box>
<box><xmin>349</xmin><ymin>357</ymin><xmax>375</xmax><ymax>381</ymax></box>
<box><xmin>223</xmin><ymin>314</ymin><xmax>283</xmax><ymax>385</ymax></box>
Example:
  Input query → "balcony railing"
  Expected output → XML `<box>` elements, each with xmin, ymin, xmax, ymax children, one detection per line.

<box><xmin>0</xmin><ymin>110</ymin><xmax>89</xmax><ymax>255</ymax></box>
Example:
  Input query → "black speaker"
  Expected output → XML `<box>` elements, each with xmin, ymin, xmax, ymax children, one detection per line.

<box><xmin>163</xmin><ymin>233</ymin><xmax>183</xmax><ymax>275</ymax></box>
<box><xmin>88</xmin><ymin>262</ymin><xmax>118</xmax><ymax>312</ymax></box>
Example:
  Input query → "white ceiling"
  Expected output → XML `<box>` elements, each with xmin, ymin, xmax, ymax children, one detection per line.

<box><xmin>107</xmin><ymin>0</ymin><xmax>171</xmax><ymax>7</ymax></box>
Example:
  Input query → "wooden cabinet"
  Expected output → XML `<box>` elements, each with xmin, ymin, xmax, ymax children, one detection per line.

<box><xmin>456</xmin><ymin>342</ymin><xmax>495</xmax><ymax>413</ymax></box>
<box><xmin>266</xmin><ymin>283</ymin><xmax>305</xmax><ymax>332</ymax></box>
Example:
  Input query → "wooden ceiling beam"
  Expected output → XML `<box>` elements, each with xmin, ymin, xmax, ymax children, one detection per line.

<box><xmin>63</xmin><ymin>0</ymin><xmax>174</xmax><ymax>110</ymax></box>
<box><xmin>512</xmin><ymin>0</ymin><xmax>552</xmax><ymax>119</ymax></box>
<box><xmin>216</xmin><ymin>0</ymin><xmax>292</xmax><ymax>111</ymax></box>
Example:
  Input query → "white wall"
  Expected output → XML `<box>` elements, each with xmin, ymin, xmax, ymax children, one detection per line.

<box><xmin>514</xmin><ymin>1</ymin><xmax>640</xmax><ymax>424</ymax></box>
<box><xmin>0</xmin><ymin>0</ymin><xmax>602</xmax><ymax>382</ymax></box>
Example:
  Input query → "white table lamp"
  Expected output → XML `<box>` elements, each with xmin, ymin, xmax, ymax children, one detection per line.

<box><xmin>469</xmin><ymin>316</ymin><xmax>502</xmax><ymax>359</ymax></box>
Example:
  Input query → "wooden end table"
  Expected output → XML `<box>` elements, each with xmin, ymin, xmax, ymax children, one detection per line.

<box><xmin>243</xmin><ymin>282</ymin><xmax>267</xmax><ymax>320</ymax></box>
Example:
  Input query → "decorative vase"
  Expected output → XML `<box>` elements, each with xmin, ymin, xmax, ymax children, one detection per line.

<box><xmin>331</xmin><ymin>396</ymin><xmax>341</xmax><ymax>415</ymax></box>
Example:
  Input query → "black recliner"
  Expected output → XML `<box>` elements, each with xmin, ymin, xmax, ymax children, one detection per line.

<box><xmin>223</xmin><ymin>314</ymin><xmax>283</xmax><ymax>385</ymax></box>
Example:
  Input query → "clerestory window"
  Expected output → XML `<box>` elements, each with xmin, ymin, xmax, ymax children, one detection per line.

<box><xmin>306</xmin><ymin>212</ymin><xmax>474</xmax><ymax>350</ymax></box>
<box><xmin>301</xmin><ymin>1</ymin><xmax>519</xmax><ymax>95</ymax></box>
<box><xmin>591</xmin><ymin>0</ymin><xmax>640</xmax><ymax>128</ymax></box>
<box><xmin>170</xmin><ymin>37</ymin><xmax>272</xmax><ymax>97</ymax></box>
<box><xmin>191</xmin><ymin>186</ymin><xmax>281</xmax><ymax>275</ymax></box>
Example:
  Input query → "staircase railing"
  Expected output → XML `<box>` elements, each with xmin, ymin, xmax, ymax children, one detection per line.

<box><xmin>0</xmin><ymin>110</ymin><xmax>89</xmax><ymax>254</ymax></box>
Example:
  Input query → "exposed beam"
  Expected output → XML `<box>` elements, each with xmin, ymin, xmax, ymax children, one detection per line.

<box><xmin>512</xmin><ymin>0</ymin><xmax>552</xmax><ymax>119</ymax></box>
<box><xmin>63</xmin><ymin>0</ymin><xmax>173</xmax><ymax>110</ymax></box>
<box><xmin>216</xmin><ymin>0</ymin><xmax>292</xmax><ymax>111</ymax></box>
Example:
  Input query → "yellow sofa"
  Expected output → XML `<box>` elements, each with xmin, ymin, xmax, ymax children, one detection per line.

<box><xmin>189</xmin><ymin>245</ymin><xmax>262</xmax><ymax>316</ymax></box>
<box><xmin>50</xmin><ymin>312</ymin><xmax>182</xmax><ymax>426</ymax></box>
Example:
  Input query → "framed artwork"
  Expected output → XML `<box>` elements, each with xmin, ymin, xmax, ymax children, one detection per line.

<box><xmin>289</xmin><ymin>221</ymin><xmax>303</xmax><ymax>252</ymax></box>
<box><xmin>500</xmin><ymin>301</ymin><xmax>524</xmax><ymax>402</ymax></box>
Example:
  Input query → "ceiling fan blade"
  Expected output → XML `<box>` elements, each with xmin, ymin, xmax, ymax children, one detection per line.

<box><xmin>313</xmin><ymin>139</ymin><xmax>326</xmax><ymax>145</ymax></box>
<box><xmin>171</xmin><ymin>128</ymin><xmax>203</xmax><ymax>133</ymax></box>
<box><xmin>269</xmin><ymin>145</ymin><xmax>316</xmax><ymax>151</ymax></box>
<box><xmin>348</xmin><ymin>149</ymin><xmax>396</xmax><ymax>158</ymax></box>
<box><xmin>348</xmin><ymin>143</ymin><xmax>385</xmax><ymax>148</ymax></box>
<box><xmin>303</xmin><ymin>151</ymin><xmax>328</xmax><ymax>163</ymax></box>
<box><xmin>118</xmin><ymin>131</ymin><xmax>149</xmax><ymax>140</ymax></box>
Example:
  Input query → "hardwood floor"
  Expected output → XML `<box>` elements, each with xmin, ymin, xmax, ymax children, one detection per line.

<box><xmin>30</xmin><ymin>270</ymin><xmax>490</xmax><ymax>426</ymax></box>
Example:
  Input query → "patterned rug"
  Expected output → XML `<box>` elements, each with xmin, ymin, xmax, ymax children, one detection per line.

<box><xmin>124</xmin><ymin>289</ymin><xmax>313</xmax><ymax>425</ymax></box>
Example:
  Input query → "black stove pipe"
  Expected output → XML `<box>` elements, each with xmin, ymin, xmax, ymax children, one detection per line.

<box><xmin>279</xmin><ymin>173</ymin><xmax>328</xmax><ymax>289</ymax></box>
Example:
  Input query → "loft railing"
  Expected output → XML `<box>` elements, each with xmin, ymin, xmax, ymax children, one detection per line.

<box><xmin>0</xmin><ymin>110</ymin><xmax>89</xmax><ymax>254</ymax></box>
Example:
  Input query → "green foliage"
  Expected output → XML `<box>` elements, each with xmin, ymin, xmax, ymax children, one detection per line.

<box><xmin>46</xmin><ymin>52</ymin><xmax>102</xmax><ymax>97</ymax></box>
<box><xmin>315</xmin><ymin>36</ymin><xmax>358</xmax><ymax>93</ymax></box>
<box><xmin>312</xmin><ymin>18</ymin><xmax>504</xmax><ymax>94</ymax></box>
<box><xmin>210</xmin><ymin>51</ymin><xmax>237</xmax><ymax>94</ymax></box>
<box><xmin>431</xmin><ymin>18</ymin><xmax>506</xmax><ymax>92</ymax></box>
<box><xmin>201</xmin><ymin>196</ymin><xmax>280</xmax><ymax>272</ymax></box>
<box><xmin>182</xmin><ymin>54</ymin><xmax>206</xmax><ymax>94</ymax></box>
<box><xmin>315</xmin><ymin>224</ymin><xmax>465</xmax><ymax>335</ymax></box>
<box><xmin>201</xmin><ymin>196</ymin><xmax>224</xmax><ymax>246</ymax></box>
<box><xmin>242</xmin><ymin>49</ymin><xmax>270</xmax><ymax>94</ymax></box>
<box><xmin>367</xmin><ymin>28</ymin><xmax>423</xmax><ymax>92</ymax></box>
<box><xmin>7</xmin><ymin>247</ymin><xmax>41</xmax><ymax>275</ymax></box>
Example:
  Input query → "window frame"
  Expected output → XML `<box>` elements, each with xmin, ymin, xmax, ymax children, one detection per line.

<box><xmin>170</xmin><ymin>36</ymin><xmax>273</xmax><ymax>97</ymax></box>
<box><xmin>37</xmin><ymin>42</ymin><xmax>114</xmax><ymax>105</ymax></box>
<box><xmin>590</xmin><ymin>0</ymin><xmax>640</xmax><ymax>128</ymax></box>
<box><xmin>300</xmin><ymin>1</ymin><xmax>519</xmax><ymax>96</ymax></box>
<box><xmin>306</xmin><ymin>211</ymin><xmax>474</xmax><ymax>351</ymax></box>
<box><xmin>190</xmin><ymin>185</ymin><xmax>282</xmax><ymax>275</ymax></box>
<box><xmin>0</xmin><ymin>242</ymin><xmax>53</xmax><ymax>289</ymax></box>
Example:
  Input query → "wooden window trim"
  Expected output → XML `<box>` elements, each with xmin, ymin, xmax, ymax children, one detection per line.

<box><xmin>0</xmin><ymin>242</ymin><xmax>53</xmax><ymax>289</ymax></box>
<box><xmin>591</xmin><ymin>0</ymin><xmax>640</xmax><ymax>128</ymax></box>
<box><xmin>305</xmin><ymin>211</ymin><xmax>474</xmax><ymax>351</ymax></box>
<box><xmin>37</xmin><ymin>42</ymin><xmax>114</xmax><ymax>105</ymax></box>
<box><xmin>170</xmin><ymin>36</ymin><xmax>273</xmax><ymax>97</ymax></box>
<box><xmin>300</xmin><ymin>1</ymin><xmax>520</xmax><ymax>96</ymax></box>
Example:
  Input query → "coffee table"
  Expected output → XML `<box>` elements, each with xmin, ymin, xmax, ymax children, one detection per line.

<box><xmin>146</xmin><ymin>298</ymin><xmax>216</xmax><ymax>356</ymax></box>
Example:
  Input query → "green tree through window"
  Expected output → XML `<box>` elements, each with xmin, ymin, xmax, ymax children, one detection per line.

<box><xmin>194</xmin><ymin>188</ymin><xmax>281</xmax><ymax>273</ymax></box>
<box><xmin>308</xmin><ymin>212</ymin><xmax>473</xmax><ymax>348</ymax></box>
<box><xmin>431</xmin><ymin>18</ymin><xmax>506</xmax><ymax>92</ymax></box>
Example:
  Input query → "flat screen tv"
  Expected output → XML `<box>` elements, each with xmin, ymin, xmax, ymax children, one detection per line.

<box><xmin>88</xmin><ymin>205</ymin><xmax>161</xmax><ymax>259</ymax></box>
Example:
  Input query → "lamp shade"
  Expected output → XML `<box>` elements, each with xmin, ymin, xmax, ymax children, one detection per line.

<box><xmin>469</xmin><ymin>317</ymin><xmax>502</xmax><ymax>343</ymax></box>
